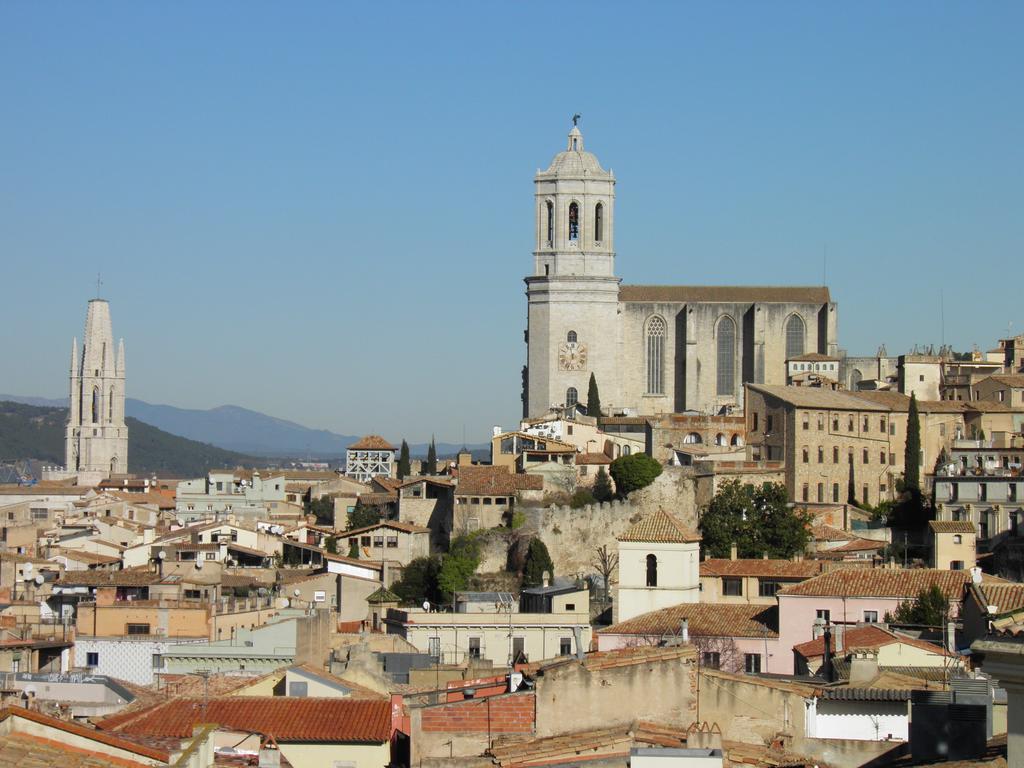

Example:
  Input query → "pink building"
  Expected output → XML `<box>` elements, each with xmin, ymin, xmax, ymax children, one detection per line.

<box><xmin>597</xmin><ymin>602</ymin><xmax>782</xmax><ymax>674</ymax></box>
<box><xmin>776</xmin><ymin>568</ymin><xmax>1007</xmax><ymax>674</ymax></box>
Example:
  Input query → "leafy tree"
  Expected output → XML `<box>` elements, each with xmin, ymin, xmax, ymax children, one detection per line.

<box><xmin>591</xmin><ymin>544</ymin><xmax>618</xmax><ymax>606</ymax></box>
<box><xmin>522</xmin><ymin>538</ymin><xmax>555</xmax><ymax>588</ymax></box>
<box><xmin>436</xmin><ymin>534</ymin><xmax>482</xmax><ymax>601</ymax></box>
<box><xmin>392</xmin><ymin>556</ymin><xmax>443</xmax><ymax>606</ymax></box>
<box><xmin>348</xmin><ymin>502</ymin><xmax>381</xmax><ymax>531</ymax></box>
<box><xmin>397</xmin><ymin>440</ymin><xmax>411</xmax><ymax>480</ymax></box>
<box><xmin>699</xmin><ymin>480</ymin><xmax>812</xmax><ymax>559</ymax></box>
<box><xmin>592</xmin><ymin>467</ymin><xmax>614</xmax><ymax>503</ymax></box>
<box><xmin>348</xmin><ymin>539</ymin><xmax>359</xmax><ymax>559</ymax></box>
<box><xmin>888</xmin><ymin>585</ymin><xmax>948</xmax><ymax>627</ymax></box>
<box><xmin>587</xmin><ymin>373</ymin><xmax>602</xmax><ymax>417</ymax></box>
<box><xmin>904</xmin><ymin>393</ymin><xmax>921</xmax><ymax>491</ymax></box>
<box><xmin>609</xmin><ymin>453</ymin><xmax>662</xmax><ymax>497</ymax></box>
<box><xmin>307</xmin><ymin>496</ymin><xmax>335</xmax><ymax>526</ymax></box>
<box><xmin>324</xmin><ymin>535</ymin><xmax>338</xmax><ymax>554</ymax></box>
<box><xmin>423</xmin><ymin>437</ymin><xmax>438</xmax><ymax>475</ymax></box>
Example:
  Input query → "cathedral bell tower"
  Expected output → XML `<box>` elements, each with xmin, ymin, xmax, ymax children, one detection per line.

<box><xmin>524</xmin><ymin>120</ymin><xmax>621</xmax><ymax>418</ymax></box>
<box><xmin>66</xmin><ymin>298</ymin><xmax>128</xmax><ymax>486</ymax></box>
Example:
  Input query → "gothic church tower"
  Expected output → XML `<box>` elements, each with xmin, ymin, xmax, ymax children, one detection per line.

<box><xmin>66</xmin><ymin>299</ymin><xmax>127</xmax><ymax>485</ymax></box>
<box><xmin>525</xmin><ymin>123</ymin><xmax>621</xmax><ymax>417</ymax></box>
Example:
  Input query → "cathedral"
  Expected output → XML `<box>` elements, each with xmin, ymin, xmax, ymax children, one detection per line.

<box><xmin>524</xmin><ymin>124</ymin><xmax>839</xmax><ymax>418</ymax></box>
<box><xmin>65</xmin><ymin>298</ymin><xmax>128</xmax><ymax>485</ymax></box>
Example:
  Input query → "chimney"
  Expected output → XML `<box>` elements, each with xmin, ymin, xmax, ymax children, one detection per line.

<box><xmin>542</xmin><ymin>570</ymin><xmax>550</xmax><ymax>589</ymax></box>
<box><xmin>811</xmin><ymin>616</ymin><xmax>825</xmax><ymax>640</ymax></box>
<box><xmin>762</xmin><ymin>552</ymin><xmax>769</xmax><ymax>560</ymax></box>
<box><xmin>849</xmin><ymin>648</ymin><xmax>879</xmax><ymax>684</ymax></box>
<box><xmin>680</xmin><ymin>619</ymin><xmax>689</xmax><ymax>643</ymax></box>
<box><xmin>947</xmin><ymin>620</ymin><xmax>957</xmax><ymax>654</ymax></box>
<box><xmin>822</xmin><ymin>625</ymin><xmax>835</xmax><ymax>683</ymax></box>
<box><xmin>730</xmin><ymin>543</ymin><xmax>738</xmax><ymax>561</ymax></box>
<box><xmin>258</xmin><ymin>739</ymin><xmax>281</xmax><ymax>768</ymax></box>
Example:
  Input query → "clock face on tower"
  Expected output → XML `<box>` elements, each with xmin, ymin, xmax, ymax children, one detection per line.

<box><xmin>558</xmin><ymin>341</ymin><xmax>588</xmax><ymax>371</ymax></box>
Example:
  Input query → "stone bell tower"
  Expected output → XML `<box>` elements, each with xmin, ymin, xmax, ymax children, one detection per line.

<box><xmin>524</xmin><ymin>120</ymin><xmax>621</xmax><ymax>418</ymax></box>
<box><xmin>65</xmin><ymin>298</ymin><xmax>128</xmax><ymax>486</ymax></box>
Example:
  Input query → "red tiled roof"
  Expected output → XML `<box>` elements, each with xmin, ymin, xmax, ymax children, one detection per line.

<box><xmin>811</xmin><ymin>524</ymin><xmax>856</xmax><ymax>542</ymax></box>
<box><xmin>974</xmin><ymin>583</ymin><xmax>1024</xmax><ymax>615</ymax></box>
<box><xmin>618</xmin><ymin>509</ymin><xmax>701</xmax><ymax>543</ymax></box>
<box><xmin>344</xmin><ymin>520</ymin><xmax>430</xmax><ymax>537</ymax></box>
<box><xmin>599</xmin><ymin>603</ymin><xmax>777</xmax><ymax>639</ymax></box>
<box><xmin>0</xmin><ymin>707</ymin><xmax>171</xmax><ymax>762</ymax></box>
<box><xmin>99</xmin><ymin>697</ymin><xmax>391</xmax><ymax>743</ymax></box>
<box><xmin>0</xmin><ymin>733</ymin><xmax>150</xmax><ymax>768</ymax></box>
<box><xmin>929</xmin><ymin>520</ymin><xmax>977</xmax><ymax>534</ymax></box>
<box><xmin>778</xmin><ymin>568</ymin><xmax>1007</xmax><ymax>600</ymax></box>
<box><xmin>575</xmin><ymin>452</ymin><xmax>612</xmax><ymax>466</ymax></box>
<box><xmin>823</xmin><ymin>538</ymin><xmax>886</xmax><ymax>554</ymax></box>
<box><xmin>348</xmin><ymin>435</ymin><xmax>396</xmax><ymax>451</ymax></box>
<box><xmin>700</xmin><ymin>558</ymin><xmax>824</xmax><ymax>579</ymax></box>
<box><xmin>793</xmin><ymin>625</ymin><xmax>953</xmax><ymax>659</ymax></box>
<box><xmin>454</xmin><ymin>465</ymin><xmax>544</xmax><ymax>496</ymax></box>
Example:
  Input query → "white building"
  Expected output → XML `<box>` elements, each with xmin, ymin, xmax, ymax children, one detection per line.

<box><xmin>615</xmin><ymin>509</ymin><xmax>701</xmax><ymax>624</ymax></box>
<box><xmin>175</xmin><ymin>471</ymin><xmax>288</xmax><ymax>522</ymax></box>
<box><xmin>345</xmin><ymin>436</ymin><xmax>396</xmax><ymax>483</ymax></box>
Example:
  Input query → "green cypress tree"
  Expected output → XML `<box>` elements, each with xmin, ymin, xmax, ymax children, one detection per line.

<box><xmin>424</xmin><ymin>437</ymin><xmax>438</xmax><ymax>475</ymax></box>
<box><xmin>522</xmin><ymin>538</ymin><xmax>555</xmax><ymax>588</ymax></box>
<box><xmin>587</xmin><ymin>373</ymin><xmax>602</xmax><ymax>418</ymax></box>
<box><xmin>397</xmin><ymin>440</ymin><xmax>411</xmax><ymax>479</ymax></box>
<box><xmin>592</xmin><ymin>466</ymin><xmax>614</xmax><ymax>502</ymax></box>
<box><xmin>904</xmin><ymin>393</ymin><xmax>921</xmax><ymax>490</ymax></box>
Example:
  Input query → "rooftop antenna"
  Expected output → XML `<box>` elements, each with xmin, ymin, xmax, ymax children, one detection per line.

<box><xmin>95</xmin><ymin>272</ymin><xmax>103</xmax><ymax>299</ymax></box>
<box><xmin>822</xmin><ymin>244</ymin><xmax>828</xmax><ymax>286</ymax></box>
<box><xmin>940</xmin><ymin>289</ymin><xmax>945</xmax><ymax>348</ymax></box>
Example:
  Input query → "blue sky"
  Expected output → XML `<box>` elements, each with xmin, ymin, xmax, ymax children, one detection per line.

<box><xmin>1</xmin><ymin>3</ymin><xmax>1021</xmax><ymax>443</ymax></box>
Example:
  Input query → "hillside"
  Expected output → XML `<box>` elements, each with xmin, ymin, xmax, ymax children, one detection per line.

<box><xmin>0</xmin><ymin>400</ymin><xmax>260</xmax><ymax>478</ymax></box>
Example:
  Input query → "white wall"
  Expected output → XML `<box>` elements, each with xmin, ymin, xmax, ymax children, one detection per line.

<box><xmin>73</xmin><ymin>637</ymin><xmax>191</xmax><ymax>685</ymax></box>
<box><xmin>807</xmin><ymin>698</ymin><xmax>908</xmax><ymax>741</ymax></box>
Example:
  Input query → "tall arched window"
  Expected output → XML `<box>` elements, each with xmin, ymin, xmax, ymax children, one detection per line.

<box><xmin>545</xmin><ymin>201</ymin><xmax>554</xmax><ymax>244</ymax></box>
<box><xmin>568</xmin><ymin>202</ymin><xmax>579</xmax><ymax>241</ymax></box>
<box><xmin>91</xmin><ymin>386</ymin><xmax>100</xmax><ymax>423</ymax></box>
<box><xmin>566</xmin><ymin>387</ymin><xmax>578</xmax><ymax>407</ymax></box>
<box><xmin>785</xmin><ymin>315</ymin><xmax>805</xmax><ymax>360</ymax></box>
<box><xmin>594</xmin><ymin>203</ymin><xmax>604</xmax><ymax>242</ymax></box>
<box><xmin>646</xmin><ymin>554</ymin><xmax>658</xmax><ymax>587</ymax></box>
<box><xmin>716</xmin><ymin>316</ymin><xmax>736</xmax><ymax>396</ymax></box>
<box><xmin>567</xmin><ymin>330</ymin><xmax>577</xmax><ymax>343</ymax></box>
<box><xmin>109</xmin><ymin>387</ymin><xmax>114</xmax><ymax>422</ymax></box>
<box><xmin>850</xmin><ymin>369</ymin><xmax>863</xmax><ymax>390</ymax></box>
<box><xmin>110</xmin><ymin>457</ymin><xmax>118</xmax><ymax>474</ymax></box>
<box><xmin>646</xmin><ymin>316</ymin><xmax>666</xmax><ymax>394</ymax></box>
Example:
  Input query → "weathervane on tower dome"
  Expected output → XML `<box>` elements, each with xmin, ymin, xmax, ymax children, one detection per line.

<box><xmin>571</xmin><ymin>113</ymin><xmax>581</xmax><ymax>128</ymax></box>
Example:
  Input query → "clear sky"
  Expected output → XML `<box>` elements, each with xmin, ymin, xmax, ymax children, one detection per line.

<box><xmin>1</xmin><ymin>3</ymin><xmax>1021</xmax><ymax>444</ymax></box>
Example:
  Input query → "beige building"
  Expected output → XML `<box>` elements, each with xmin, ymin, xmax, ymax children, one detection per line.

<box><xmin>385</xmin><ymin>585</ymin><xmax>591</xmax><ymax>666</ymax></box>
<box><xmin>452</xmin><ymin>465</ymin><xmax>543</xmax><ymax>531</ymax></box>
<box><xmin>524</xmin><ymin>123</ymin><xmax>839</xmax><ymax>419</ymax></box>
<box><xmin>898</xmin><ymin>354</ymin><xmax>943</xmax><ymax>400</ymax></box>
<box><xmin>344</xmin><ymin>520</ymin><xmax>430</xmax><ymax>565</ymax></box>
<box><xmin>615</xmin><ymin>509</ymin><xmax>701</xmax><ymax>624</ymax></box>
<box><xmin>929</xmin><ymin>520</ymin><xmax>976</xmax><ymax>571</ymax></box>
<box><xmin>644</xmin><ymin>413</ymin><xmax>746</xmax><ymax>465</ymax></box>
<box><xmin>699</xmin><ymin>556</ymin><xmax>826</xmax><ymax>605</ymax></box>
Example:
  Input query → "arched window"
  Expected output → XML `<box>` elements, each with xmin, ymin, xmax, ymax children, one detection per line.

<box><xmin>110</xmin><ymin>457</ymin><xmax>118</xmax><ymax>474</ymax></box>
<box><xmin>731</xmin><ymin>434</ymin><xmax>743</xmax><ymax>447</ymax></box>
<box><xmin>568</xmin><ymin>202</ymin><xmax>579</xmax><ymax>241</ymax></box>
<box><xmin>683</xmin><ymin>432</ymin><xmax>702</xmax><ymax>444</ymax></box>
<box><xmin>646</xmin><ymin>554</ymin><xmax>658</xmax><ymax>587</ymax></box>
<box><xmin>715</xmin><ymin>433</ymin><xmax>726</xmax><ymax>446</ymax></box>
<box><xmin>850</xmin><ymin>369</ymin><xmax>863</xmax><ymax>390</ymax></box>
<box><xmin>646</xmin><ymin>316</ymin><xmax>666</xmax><ymax>394</ymax></box>
<box><xmin>623</xmin><ymin>445</ymin><xmax>631</xmax><ymax>456</ymax></box>
<box><xmin>566</xmin><ymin>387</ymin><xmax>578</xmax><ymax>407</ymax></box>
<box><xmin>594</xmin><ymin>202</ymin><xmax>604</xmax><ymax>242</ymax></box>
<box><xmin>91</xmin><ymin>386</ymin><xmax>99</xmax><ymax>423</ymax></box>
<box><xmin>567</xmin><ymin>330</ymin><xmax>578</xmax><ymax>343</ymax></box>
<box><xmin>546</xmin><ymin>201</ymin><xmax>554</xmax><ymax>244</ymax></box>
<box><xmin>109</xmin><ymin>387</ymin><xmax>114</xmax><ymax>422</ymax></box>
<box><xmin>785</xmin><ymin>315</ymin><xmax>805</xmax><ymax>360</ymax></box>
<box><xmin>716</xmin><ymin>316</ymin><xmax>736</xmax><ymax>396</ymax></box>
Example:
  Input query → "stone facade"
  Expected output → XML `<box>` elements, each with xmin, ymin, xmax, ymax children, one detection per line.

<box><xmin>524</xmin><ymin>125</ymin><xmax>839</xmax><ymax>419</ymax></box>
<box><xmin>65</xmin><ymin>299</ymin><xmax>127</xmax><ymax>486</ymax></box>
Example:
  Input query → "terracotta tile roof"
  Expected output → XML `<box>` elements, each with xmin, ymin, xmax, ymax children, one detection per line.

<box><xmin>930</xmin><ymin>520</ymin><xmax>977</xmax><ymax>534</ymax></box>
<box><xmin>343</xmin><ymin>520</ymin><xmax>430</xmax><ymax>537</ymax></box>
<box><xmin>454</xmin><ymin>465</ymin><xmax>544</xmax><ymax>496</ymax></box>
<box><xmin>778</xmin><ymin>568</ymin><xmax>1007</xmax><ymax>600</ymax></box>
<box><xmin>56</xmin><ymin>568</ymin><xmax>168</xmax><ymax>587</ymax></box>
<box><xmin>371</xmin><ymin>477</ymin><xmax>402</xmax><ymax>492</ymax></box>
<box><xmin>582</xmin><ymin>645</ymin><xmax>696</xmax><ymax>670</ymax></box>
<box><xmin>748</xmin><ymin>384</ymin><xmax>891</xmax><ymax>412</ymax></box>
<box><xmin>700</xmin><ymin>558</ymin><xmax>824</xmax><ymax>579</ymax></box>
<box><xmin>986</xmin><ymin>374</ymin><xmax>1024</xmax><ymax>388</ymax></box>
<box><xmin>618</xmin><ymin>509</ymin><xmax>701</xmax><ymax>543</ymax></box>
<box><xmin>974</xmin><ymin>583</ymin><xmax>1024</xmax><ymax>615</ymax></box>
<box><xmin>575</xmin><ymin>452</ymin><xmax>612</xmax><ymax>466</ymax></box>
<box><xmin>822</xmin><ymin>537</ymin><xmax>886</xmax><ymax>554</ymax></box>
<box><xmin>51</xmin><ymin>549</ymin><xmax>122</xmax><ymax>565</ymax></box>
<box><xmin>811</xmin><ymin>524</ymin><xmax>856</xmax><ymax>542</ymax></box>
<box><xmin>348</xmin><ymin>435</ymin><xmax>396</xmax><ymax>451</ymax></box>
<box><xmin>487</xmin><ymin>720</ymin><xmax>688</xmax><ymax>767</ymax></box>
<box><xmin>291</xmin><ymin>665</ymin><xmax>387</xmax><ymax>700</ymax></box>
<box><xmin>0</xmin><ymin>707</ymin><xmax>171</xmax><ymax>762</ymax></box>
<box><xmin>366</xmin><ymin>586</ymin><xmax>402</xmax><ymax>604</ymax></box>
<box><xmin>792</xmin><ymin>625</ymin><xmax>952</xmax><ymax>659</ymax></box>
<box><xmin>99</xmin><ymin>697</ymin><xmax>391</xmax><ymax>742</ymax></box>
<box><xmin>107</xmin><ymin>491</ymin><xmax>177</xmax><ymax>509</ymax></box>
<box><xmin>619</xmin><ymin>285</ymin><xmax>831</xmax><ymax>304</ymax></box>
<box><xmin>0</xmin><ymin>732</ymin><xmax>151</xmax><ymax>768</ymax></box>
<box><xmin>357</xmin><ymin>492</ymin><xmax>397</xmax><ymax>506</ymax></box>
<box><xmin>599</xmin><ymin>603</ymin><xmax>777</xmax><ymax>639</ymax></box>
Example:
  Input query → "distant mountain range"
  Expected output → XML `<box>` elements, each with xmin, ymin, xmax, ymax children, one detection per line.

<box><xmin>0</xmin><ymin>395</ymin><xmax>484</xmax><ymax>459</ymax></box>
<box><xmin>0</xmin><ymin>400</ymin><xmax>260</xmax><ymax>478</ymax></box>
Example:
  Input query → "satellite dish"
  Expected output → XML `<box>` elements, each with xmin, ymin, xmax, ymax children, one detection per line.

<box><xmin>23</xmin><ymin>563</ymin><xmax>33</xmax><ymax>574</ymax></box>
<box><xmin>34</xmin><ymin>574</ymin><xmax>44</xmax><ymax>586</ymax></box>
<box><xmin>293</xmin><ymin>588</ymin><xmax>301</xmax><ymax>597</ymax></box>
<box><xmin>422</xmin><ymin>601</ymin><xmax>430</xmax><ymax>612</ymax></box>
<box><xmin>195</xmin><ymin>559</ymin><xmax>203</xmax><ymax>569</ymax></box>
<box><xmin>157</xmin><ymin>550</ymin><xmax>166</xmax><ymax>560</ymax></box>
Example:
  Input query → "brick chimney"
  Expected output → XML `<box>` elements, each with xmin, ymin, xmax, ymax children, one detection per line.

<box><xmin>849</xmin><ymin>648</ymin><xmax>880</xmax><ymax>684</ymax></box>
<box><xmin>730</xmin><ymin>543</ymin><xmax>738</xmax><ymax>561</ymax></box>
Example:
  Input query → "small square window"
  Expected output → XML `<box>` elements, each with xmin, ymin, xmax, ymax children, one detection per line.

<box><xmin>723</xmin><ymin>577</ymin><xmax>743</xmax><ymax>597</ymax></box>
<box><xmin>560</xmin><ymin>637</ymin><xmax>572</xmax><ymax>656</ymax></box>
<box><xmin>86</xmin><ymin>652</ymin><xmax>99</xmax><ymax>667</ymax></box>
<box><xmin>953</xmin><ymin>534</ymin><xmax>962</xmax><ymax>544</ymax></box>
<box><xmin>863</xmin><ymin>611</ymin><xmax>878</xmax><ymax>623</ymax></box>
